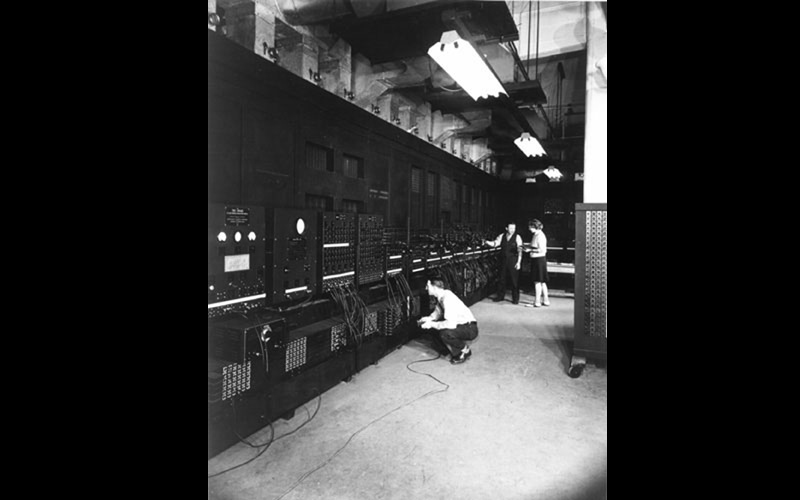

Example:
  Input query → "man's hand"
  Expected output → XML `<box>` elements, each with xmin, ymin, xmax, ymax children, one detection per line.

<box><xmin>515</xmin><ymin>262</ymin><xmax>521</xmax><ymax>271</ymax></box>
<box><xmin>420</xmin><ymin>320</ymin><xmax>435</xmax><ymax>330</ymax></box>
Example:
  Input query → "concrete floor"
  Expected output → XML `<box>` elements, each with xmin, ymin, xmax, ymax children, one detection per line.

<box><xmin>208</xmin><ymin>294</ymin><xmax>608</xmax><ymax>500</ymax></box>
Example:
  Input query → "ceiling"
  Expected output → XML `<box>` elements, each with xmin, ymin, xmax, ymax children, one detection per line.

<box><xmin>272</xmin><ymin>0</ymin><xmax>595</xmax><ymax>178</ymax></box>
<box><xmin>327</xmin><ymin>1</ymin><xmax>519</xmax><ymax>64</ymax></box>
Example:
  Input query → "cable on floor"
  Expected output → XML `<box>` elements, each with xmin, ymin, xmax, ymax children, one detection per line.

<box><xmin>274</xmin><ymin>355</ymin><xmax>450</xmax><ymax>500</ymax></box>
<box><xmin>207</xmin><ymin>393</ymin><xmax>322</xmax><ymax>480</ymax></box>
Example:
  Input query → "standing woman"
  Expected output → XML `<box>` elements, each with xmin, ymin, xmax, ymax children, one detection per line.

<box><xmin>527</xmin><ymin>219</ymin><xmax>551</xmax><ymax>307</ymax></box>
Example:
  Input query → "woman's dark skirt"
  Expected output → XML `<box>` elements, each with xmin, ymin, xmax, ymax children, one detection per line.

<box><xmin>531</xmin><ymin>257</ymin><xmax>549</xmax><ymax>284</ymax></box>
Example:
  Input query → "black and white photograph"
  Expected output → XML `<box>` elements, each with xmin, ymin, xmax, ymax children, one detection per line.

<box><xmin>208</xmin><ymin>1</ymin><xmax>607</xmax><ymax>498</ymax></box>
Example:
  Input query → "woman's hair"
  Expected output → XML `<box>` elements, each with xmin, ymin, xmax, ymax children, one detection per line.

<box><xmin>529</xmin><ymin>219</ymin><xmax>544</xmax><ymax>230</ymax></box>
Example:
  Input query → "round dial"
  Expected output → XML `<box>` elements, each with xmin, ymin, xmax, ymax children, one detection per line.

<box><xmin>234</xmin><ymin>231</ymin><xmax>243</xmax><ymax>243</ymax></box>
<box><xmin>296</xmin><ymin>218</ymin><xmax>306</xmax><ymax>235</ymax></box>
<box><xmin>248</xmin><ymin>231</ymin><xmax>257</xmax><ymax>242</ymax></box>
<box><xmin>217</xmin><ymin>232</ymin><xmax>227</xmax><ymax>243</ymax></box>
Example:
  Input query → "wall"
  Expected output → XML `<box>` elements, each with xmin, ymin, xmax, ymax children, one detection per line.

<box><xmin>584</xmin><ymin>2</ymin><xmax>607</xmax><ymax>204</ymax></box>
<box><xmin>208</xmin><ymin>30</ymin><xmax>502</xmax><ymax>231</ymax></box>
<box><xmin>505</xmin><ymin>181</ymin><xmax>584</xmax><ymax>248</ymax></box>
<box><xmin>509</xmin><ymin>1</ymin><xmax>588</xmax><ymax>61</ymax></box>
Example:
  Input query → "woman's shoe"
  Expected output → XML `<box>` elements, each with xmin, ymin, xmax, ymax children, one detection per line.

<box><xmin>542</xmin><ymin>301</ymin><xmax>551</xmax><ymax>307</ymax></box>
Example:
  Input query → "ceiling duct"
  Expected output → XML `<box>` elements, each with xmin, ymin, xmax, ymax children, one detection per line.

<box><xmin>276</xmin><ymin>0</ymin><xmax>360</xmax><ymax>25</ymax></box>
<box><xmin>277</xmin><ymin>0</ymin><xmax>437</xmax><ymax>25</ymax></box>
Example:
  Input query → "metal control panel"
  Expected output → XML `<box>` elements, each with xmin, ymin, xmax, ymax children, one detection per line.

<box><xmin>357</xmin><ymin>214</ymin><xmax>385</xmax><ymax>285</ymax></box>
<box><xmin>266</xmin><ymin>209</ymin><xmax>319</xmax><ymax>305</ymax></box>
<box><xmin>320</xmin><ymin>212</ymin><xmax>356</xmax><ymax>291</ymax></box>
<box><xmin>208</xmin><ymin>204</ymin><xmax>266</xmax><ymax>319</ymax></box>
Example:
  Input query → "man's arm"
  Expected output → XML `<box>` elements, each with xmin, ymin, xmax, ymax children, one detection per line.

<box><xmin>419</xmin><ymin>303</ymin><xmax>444</xmax><ymax>324</ymax></box>
<box><xmin>429</xmin><ymin>296</ymin><xmax>460</xmax><ymax>330</ymax></box>
<box><xmin>485</xmin><ymin>234</ymin><xmax>503</xmax><ymax>248</ymax></box>
<box><xmin>516</xmin><ymin>235</ymin><xmax>523</xmax><ymax>270</ymax></box>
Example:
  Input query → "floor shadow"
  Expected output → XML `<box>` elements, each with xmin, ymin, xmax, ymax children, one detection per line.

<box><xmin>539</xmin><ymin>337</ymin><xmax>575</xmax><ymax>374</ymax></box>
<box><xmin>405</xmin><ymin>335</ymin><xmax>447</xmax><ymax>357</ymax></box>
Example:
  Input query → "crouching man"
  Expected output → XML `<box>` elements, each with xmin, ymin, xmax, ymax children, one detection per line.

<box><xmin>418</xmin><ymin>278</ymin><xmax>479</xmax><ymax>365</ymax></box>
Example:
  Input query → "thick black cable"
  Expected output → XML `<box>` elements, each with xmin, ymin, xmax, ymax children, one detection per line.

<box><xmin>208</xmin><ymin>394</ymin><xmax>322</xmax><ymax>480</ymax></box>
<box><xmin>274</xmin><ymin>355</ymin><xmax>449</xmax><ymax>500</ymax></box>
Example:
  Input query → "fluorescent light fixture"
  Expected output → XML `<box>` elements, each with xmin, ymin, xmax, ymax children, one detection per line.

<box><xmin>428</xmin><ymin>31</ymin><xmax>508</xmax><ymax>101</ymax></box>
<box><xmin>515</xmin><ymin>133</ymin><xmax>547</xmax><ymax>158</ymax></box>
<box><xmin>544</xmin><ymin>166</ymin><xmax>564</xmax><ymax>181</ymax></box>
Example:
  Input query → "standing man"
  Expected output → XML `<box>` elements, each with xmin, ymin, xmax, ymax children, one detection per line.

<box><xmin>419</xmin><ymin>278</ymin><xmax>479</xmax><ymax>365</ymax></box>
<box><xmin>486</xmin><ymin>222</ymin><xmax>524</xmax><ymax>305</ymax></box>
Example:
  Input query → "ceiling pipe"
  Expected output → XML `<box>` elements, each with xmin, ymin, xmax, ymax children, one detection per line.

<box><xmin>276</xmin><ymin>0</ymin><xmax>362</xmax><ymax>25</ymax></box>
<box><xmin>276</xmin><ymin>0</ymin><xmax>450</xmax><ymax>26</ymax></box>
<box><xmin>505</xmin><ymin>42</ymin><xmax>556</xmax><ymax>139</ymax></box>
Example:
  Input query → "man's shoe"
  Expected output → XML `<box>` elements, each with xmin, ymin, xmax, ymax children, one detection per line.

<box><xmin>492</xmin><ymin>297</ymin><xmax>504</xmax><ymax>302</ymax></box>
<box><xmin>451</xmin><ymin>350</ymin><xmax>472</xmax><ymax>365</ymax></box>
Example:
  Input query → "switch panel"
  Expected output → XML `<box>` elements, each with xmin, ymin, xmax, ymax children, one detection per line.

<box><xmin>357</xmin><ymin>214</ymin><xmax>385</xmax><ymax>286</ymax></box>
<box><xmin>320</xmin><ymin>212</ymin><xmax>357</xmax><ymax>292</ymax></box>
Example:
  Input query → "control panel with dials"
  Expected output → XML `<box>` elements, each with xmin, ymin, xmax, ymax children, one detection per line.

<box><xmin>265</xmin><ymin>208</ymin><xmax>319</xmax><ymax>305</ymax></box>
<box><xmin>208</xmin><ymin>204</ymin><xmax>266</xmax><ymax>318</ymax></box>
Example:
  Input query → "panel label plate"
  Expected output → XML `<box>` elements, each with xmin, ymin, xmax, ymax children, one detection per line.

<box><xmin>225</xmin><ymin>207</ymin><xmax>250</xmax><ymax>227</ymax></box>
<box><xmin>225</xmin><ymin>254</ymin><xmax>250</xmax><ymax>273</ymax></box>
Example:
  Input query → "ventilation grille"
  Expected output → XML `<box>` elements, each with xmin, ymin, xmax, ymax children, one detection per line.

<box><xmin>222</xmin><ymin>361</ymin><xmax>252</xmax><ymax>401</ymax></box>
<box><xmin>306</xmin><ymin>143</ymin><xmax>332</xmax><ymax>172</ymax></box>
<box><xmin>285</xmin><ymin>337</ymin><xmax>308</xmax><ymax>373</ymax></box>
<box><xmin>585</xmin><ymin>211</ymin><xmax>608</xmax><ymax>338</ymax></box>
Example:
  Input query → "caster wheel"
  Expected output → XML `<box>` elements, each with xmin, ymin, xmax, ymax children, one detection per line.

<box><xmin>343</xmin><ymin>376</ymin><xmax>353</xmax><ymax>383</ymax></box>
<box><xmin>281</xmin><ymin>409</ymin><xmax>296</xmax><ymax>421</ymax></box>
<box><xmin>569</xmin><ymin>356</ymin><xmax>587</xmax><ymax>379</ymax></box>
<box><xmin>569</xmin><ymin>365</ymin><xmax>585</xmax><ymax>379</ymax></box>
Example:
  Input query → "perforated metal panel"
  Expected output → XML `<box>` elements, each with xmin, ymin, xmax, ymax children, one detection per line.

<box><xmin>285</xmin><ymin>337</ymin><xmax>308</xmax><ymax>373</ymax></box>
<box><xmin>574</xmin><ymin>204</ymin><xmax>608</xmax><ymax>362</ymax></box>
<box><xmin>365</xmin><ymin>312</ymin><xmax>379</xmax><ymax>337</ymax></box>
<box><xmin>222</xmin><ymin>361</ymin><xmax>252</xmax><ymax>401</ymax></box>
<box><xmin>584</xmin><ymin>211</ymin><xmax>608</xmax><ymax>338</ymax></box>
<box><xmin>331</xmin><ymin>324</ymin><xmax>347</xmax><ymax>352</ymax></box>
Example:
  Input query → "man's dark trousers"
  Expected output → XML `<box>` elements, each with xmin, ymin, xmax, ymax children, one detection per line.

<box><xmin>431</xmin><ymin>322</ymin><xmax>479</xmax><ymax>357</ymax></box>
